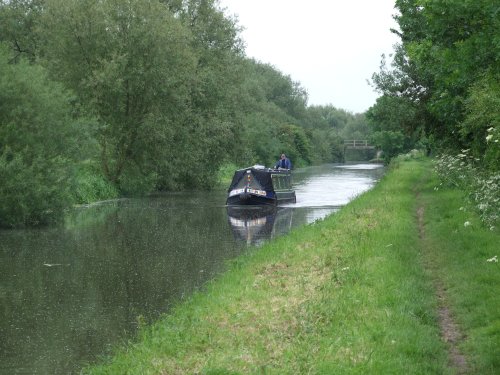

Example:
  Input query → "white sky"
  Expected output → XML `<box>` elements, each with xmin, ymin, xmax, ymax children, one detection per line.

<box><xmin>218</xmin><ymin>0</ymin><xmax>400</xmax><ymax>113</ymax></box>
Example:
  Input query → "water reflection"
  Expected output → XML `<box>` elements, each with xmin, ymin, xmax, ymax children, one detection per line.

<box><xmin>0</xmin><ymin>163</ymin><xmax>384</xmax><ymax>374</ymax></box>
<box><xmin>226</xmin><ymin>206</ymin><xmax>294</xmax><ymax>246</ymax></box>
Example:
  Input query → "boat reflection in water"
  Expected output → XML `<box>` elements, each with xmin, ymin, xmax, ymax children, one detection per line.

<box><xmin>226</xmin><ymin>205</ymin><xmax>294</xmax><ymax>246</ymax></box>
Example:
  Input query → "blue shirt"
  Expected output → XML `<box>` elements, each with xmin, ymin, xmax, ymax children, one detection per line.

<box><xmin>276</xmin><ymin>158</ymin><xmax>291</xmax><ymax>169</ymax></box>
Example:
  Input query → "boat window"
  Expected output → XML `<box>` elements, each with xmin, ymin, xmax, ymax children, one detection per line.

<box><xmin>272</xmin><ymin>174</ymin><xmax>288</xmax><ymax>190</ymax></box>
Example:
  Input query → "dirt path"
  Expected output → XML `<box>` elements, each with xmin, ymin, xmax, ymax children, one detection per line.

<box><xmin>416</xmin><ymin>199</ymin><xmax>469</xmax><ymax>374</ymax></box>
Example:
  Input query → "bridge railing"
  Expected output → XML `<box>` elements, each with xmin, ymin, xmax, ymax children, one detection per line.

<box><xmin>344</xmin><ymin>140</ymin><xmax>373</xmax><ymax>148</ymax></box>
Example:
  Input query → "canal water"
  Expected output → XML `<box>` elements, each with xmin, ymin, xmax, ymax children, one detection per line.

<box><xmin>0</xmin><ymin>163</ymin><xmax>384</xmax><ymax>374</ymax></box>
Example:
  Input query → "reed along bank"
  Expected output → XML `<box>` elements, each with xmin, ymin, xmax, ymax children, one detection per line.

<box><xmin>85</xmin><ymin>158</ymin><xmax>500</xmax><ymax>374</ymax></box>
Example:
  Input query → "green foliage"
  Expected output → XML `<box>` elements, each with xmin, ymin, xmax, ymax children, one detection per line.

<box><xmin>0</xmin><ymin>0</ymin><xmax>381</xmax><ymax>227</ymax></box>
<box><xmin>435</xmin><ymin>151</ymin><xmax>499</xmax><ymax>228</ymax></box>
<box><xmin>0</xmin><ymin>152</ymin><xmax>72</xmax><ymax>227</ymax></box>
<box><xmin>339</xmin><ymin>113</ymin><xmax>371</xmax><ymax>140</ymax></box>
<box><xmin>461</xmin><ymin>73</ymin><xmax>500</xmax><ymax>172</ymax></box>
<box><xmin>216</xmin><ymin>162</ymin><xmax>240</xmax><ymax>188</ymax></box>
<box><xmin>367</xmin><ymin>95</ymin><xmax>418</xmax><ymax>134</ymax></box>
<box><xmin>226</xmin><ymin>60</ymin><xmax>311</xmax><ymax>168</ymax></box>
<box><xmin>40</xmin><ymin>0</ymin><xmax>198</xmax><ymax>190</ymax></box>
<box><xmin>0</xmin><ymin>45</ymin><xmax>93</xmax><ymax>227</ymax></box>
<box><xmin>302</xmin><ymin>105</ymin><xmax>373</xmax><ymax>163</ymax></box>
<box><xmin>308</xmin><ymin>128</ymin><xmax>344</xmax><ymax>164</ymax></box>
<box><xmin>275</xmin><ymin>124</ymin><xmax>311</xmax><ymax>167</ymax></box>
<box><xmin>370</xmin><ymin>0</ymin><xmax>500</xmax><ymax>168</ymax></box>
<box><xmin>0</xmin><ymin>0</ymin><xmax>42</xmax><ymax>61</ymax></box>
<box><xmin>371</xmin><ymin>130</ymin><xmax>406</xmax><ymax>164</ymax></box>
<box><xmin>74</xmin><ymin>162</ymin><xmax>119</xmax><ymax>204</ymax></box>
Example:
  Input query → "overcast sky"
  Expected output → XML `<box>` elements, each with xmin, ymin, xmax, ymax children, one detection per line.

<box><xmin>218</xmin><ymin>0</ymin><xmax>400</xmax><ymax>113</ymax></box>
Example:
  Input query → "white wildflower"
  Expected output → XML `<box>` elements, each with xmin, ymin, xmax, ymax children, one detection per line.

<box><xmin>486</xmin><ymin>256</ymin><xmax>498</xmax><ymax>263</ymax></box>
<box><xmin>486</xmin><ymin>134</ymin><xmax>493</xmax><ymax>142</ymax></box>
<box><xmin>464</xmin><ymin>221</ymin><xmax>471</xmax><ymax>227</ymax></box>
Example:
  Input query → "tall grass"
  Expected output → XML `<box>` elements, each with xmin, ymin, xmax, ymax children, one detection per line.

<box><xmin>83</xmin><ymin>158</ymin><xmax>499</xmax><ymax>374</ymax></box>
<box><xmin>435</xmin><ymin>150</ymin><xmax>499</xmax><ymax>229</ymax></box>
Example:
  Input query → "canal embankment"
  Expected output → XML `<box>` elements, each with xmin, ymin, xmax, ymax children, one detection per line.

<box><xmin>84</xmin><ymin>158</ymin><xmax>500</xmax><ymax>374</ymax></box>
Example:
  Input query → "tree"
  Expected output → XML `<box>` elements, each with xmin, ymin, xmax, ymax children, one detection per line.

<box><xmin>370</xmin><ymin>0</ymin><xmax>500</xmax><ymax>162</ymax></box>
<box><xmin>275</xmin><ymin>124</ymin><xmax>312</xmax><ymax>167</ymax></box>
<box><xmin>0</xmin><ymin>0</ymin><xmax>43</xmax><ymax>62</ymax></box>
<box><xmin>371</xmin><ymin>130</ymin><xmax>405</xmax><ymax>164</ymax></box>
<box><xmin>164</xmin><ymin>0</ymin><xmax>246</xmax><ymax>188</ymax></box>
<box><xmin>0</xmin><ymin>45</ymin><xmax>94</xmax><ymax>227</ymax></box>
<box><xmin>223</xmin><ymin>59</ymin><xmax>311</xmax><ymax>167</ymax></box>
<box><xmin>39</xmin><ymin>0</ymin><xmax>197</xmax><ymax>193</ymax></box>
<box><xmin>461</xmin><ymin>73</ymin><xmax>500</xmax><ymax>172</ymax></box>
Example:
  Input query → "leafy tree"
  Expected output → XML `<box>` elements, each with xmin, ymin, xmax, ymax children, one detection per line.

<box><xmin>224</xmin><ymin>59</ymin><xmax>310</xmax><ymax>167</ymax></box>
<box><xmin>275</xmin><ymin>124</ymin><xmax>311</xmax><ymax>167</ymax></box>
<box><xmin>303</xmin><ymin>105</ymin><xmax>353</xmax><ymax>131</ymax></box>
<box><xmin>370</xmin><ymin>0</ymin><xmax>500</xmax><ymax>166</ymax></box>
<box><xmin>307</xmin><ymin>128</ymin><xmax>344</xmax><ymax>163</ymax></box>
<box><xmin>371</xmin><ymin>130</ymin><xmax>405</xmax><ymax>164</ymax></box>
<box><xmin>0</xmin><ymin>45</ymin><xmax>94</xmax><ymax>227</ymax></box>
<box><xmin>0</xmin><ymin>0</ymin><xmax>43</xmax><ymax>62</ymax></box>
<box><xmin>461</xmin><ymin>73</ymin><xmax>500</xmax><ymax>171</ymax></box>
<box><xmin>39</xmin><ymin>0</ymin><xmax>197</xmax><ymax>193</ymax></box>
<box><xmin>301</xmin><ymin>105</ymin><xmax>374</xmax><ymax>163</ymax></box>
<box><xmin>252</xmin><ymin>62</ymin><xmax>308</xmax><ymax>121</ymax></box>
<box><xmin>340</xmin><ymin>113</ymin><xmax>372</xmax><ymax>141</ymax></box>
<box><xmin>168</xmin><ymin>0</ymin><xmax>246</xmax><ymax>188</ymax></box>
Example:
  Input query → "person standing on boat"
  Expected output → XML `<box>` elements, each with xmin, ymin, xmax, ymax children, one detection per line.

<box><xmin>275</xmin><ymin>153</ymin><xmax>292</xmax><ymax>169</ymax></box>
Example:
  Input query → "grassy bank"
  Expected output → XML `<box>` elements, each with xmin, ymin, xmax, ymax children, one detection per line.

<box><xmin>85</xmin><ymin>159</ymin><xmax>499</xmax><ymax>374</ymax></box>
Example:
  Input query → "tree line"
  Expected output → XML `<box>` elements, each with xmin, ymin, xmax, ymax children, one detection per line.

<box><xmin>5</xmin><ymin>0</ymin><xmax>495</xmax><ymax>228</ymax></box>
<box><xmin>0</xmin><ymin>0</ymin><xmax>370</xmax><ymax>227</ymax></box>
<box><xmin>368</xmin><ymin>0</ymin><xmax>499</xmax><ymax>167</ymax></box>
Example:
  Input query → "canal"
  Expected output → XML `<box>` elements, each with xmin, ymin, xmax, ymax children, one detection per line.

<box><xmin>0</xmin><ymin>163</ymin><xmax>384</xmax><ymax>374</ymax></box>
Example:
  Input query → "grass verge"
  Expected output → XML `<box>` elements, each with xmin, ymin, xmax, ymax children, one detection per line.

<box><xmin>84</xmin><ymin>158</ymin><xmax>499</xmax><ymax>374</ymax></box>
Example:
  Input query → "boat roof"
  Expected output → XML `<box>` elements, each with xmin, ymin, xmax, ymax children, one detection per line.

<box><xmin>228</xmin><ymin>166</ymin><xmax>291</xmax><ymax>192</ymax></box>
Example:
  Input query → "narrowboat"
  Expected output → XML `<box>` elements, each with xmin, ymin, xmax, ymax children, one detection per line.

<box><xmin>226</xmin><ymin>165</ymin><xmax>296</xmax><ymax>206</ymax></box>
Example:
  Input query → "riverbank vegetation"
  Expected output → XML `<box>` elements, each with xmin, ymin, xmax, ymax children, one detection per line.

<box><xmin>367</xmin><ymin>0</ymin><xmax>499</xmax><ymax>227</ymax></box>
<box><xmin>0</xmin><ymin>0</ymin><xmax>371</xmax><ymax>228</ymax></box>
<box><xmin>1</xmin><ymin>0</ymin><xmax>498</xmax><ymax>228</ymax></box>
<box><xmin>83</xmin><ymin>159</ymin><xmax>499</xmax><ymax>374</ymax></box>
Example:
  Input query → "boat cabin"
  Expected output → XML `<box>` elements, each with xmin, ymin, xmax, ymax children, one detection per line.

<box><xmin>226</xmin><ymin>165</ymin><xmax>296</xmax><ymax>206</ymax></box>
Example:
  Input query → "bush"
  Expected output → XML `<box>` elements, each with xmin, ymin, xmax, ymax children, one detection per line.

<box><xmin>0</xmin><ymin>152</ymin><xmax>72</xmax><ymax>227</ymax></box>
<box><xmin>371</xmin><ymin>130</ymin><xmax>406</xmax><ymax>164</ymax></box>
<box><xmin>435</xmin><ymin>151</ymin><xmax>499</xmax><ymax>229</ymax></box>
<box><xmin>0</xmin><ymin>45</ymin><xmax>95</xmax><ymax>227</ymax></box>
<box><xmin>74</xmin><ymin>161</ymin><xmax>118</xmax><ymax>204</ymax></box>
